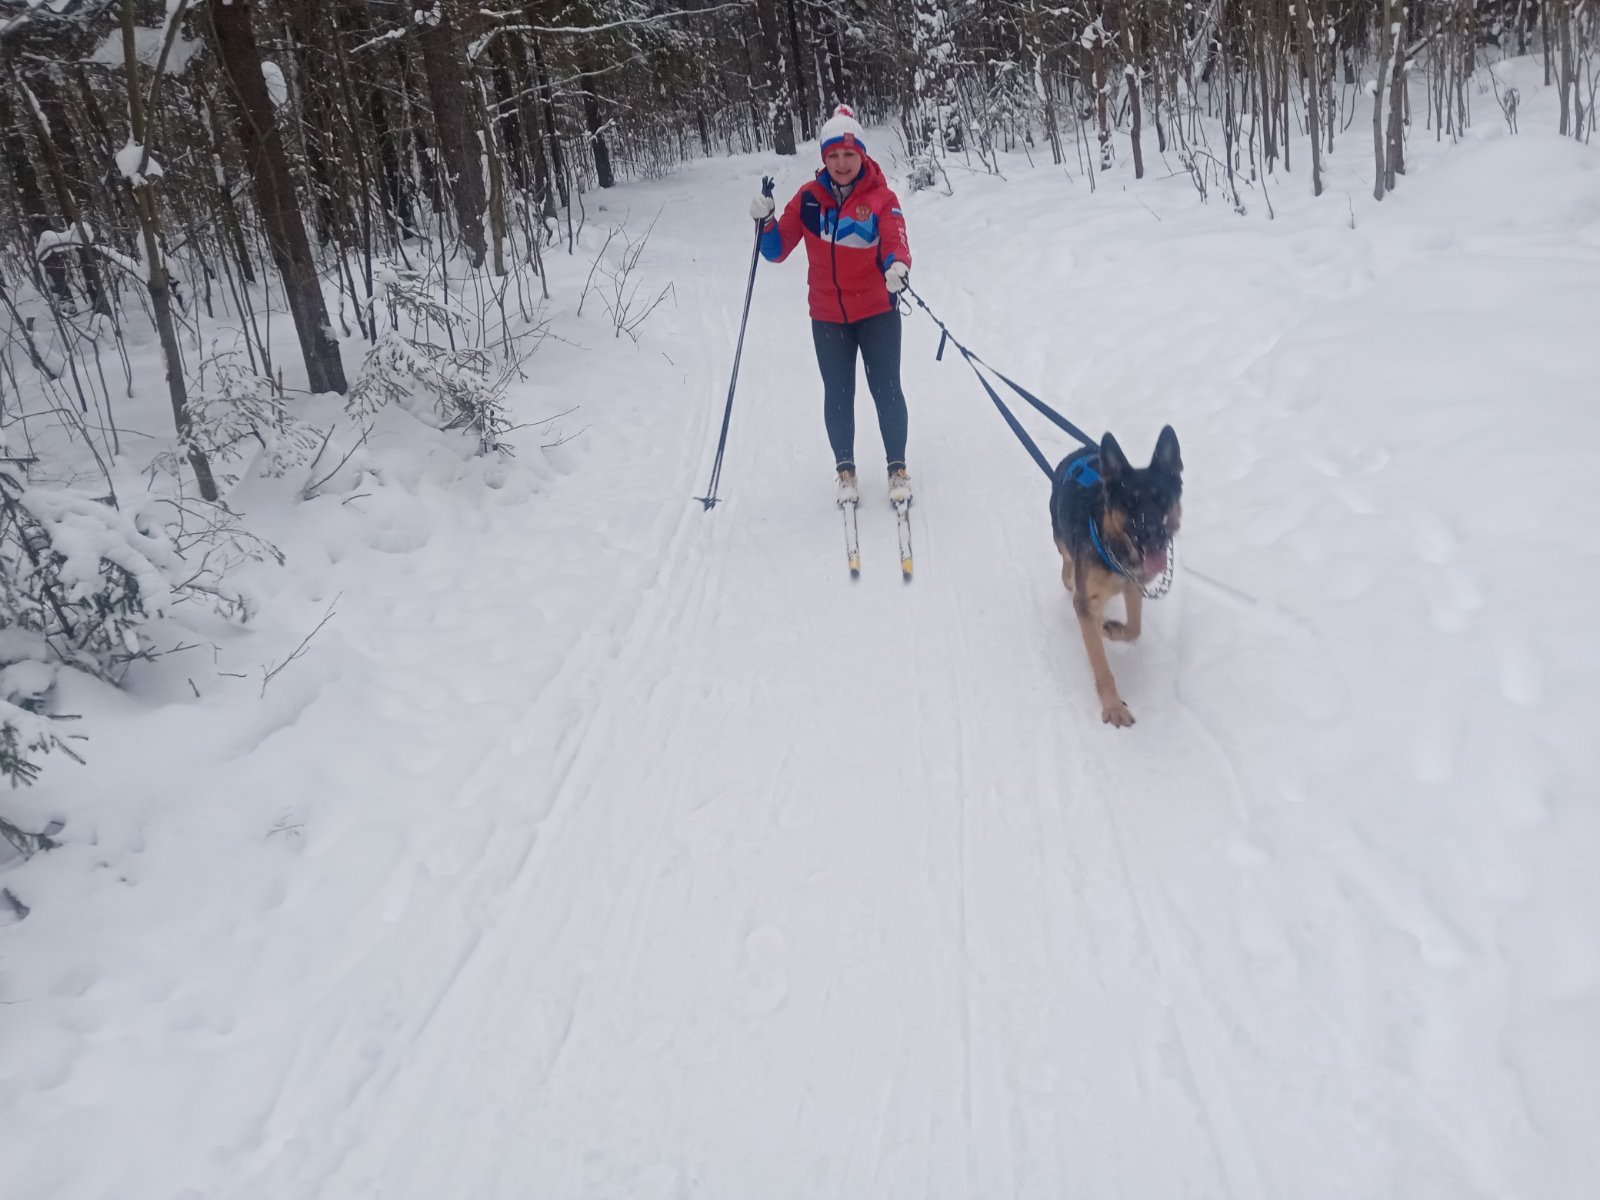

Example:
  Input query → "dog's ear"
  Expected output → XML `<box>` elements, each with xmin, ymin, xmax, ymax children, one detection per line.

<box><xmin>1150</xmin><ymin>425</ymin><xmax>1182</xmax><ymax>476</ymax></box>
<box><xmin>1099</xmin><ymin>432</ymin><xmax>1131</xmax><ymax>485</ymax></box>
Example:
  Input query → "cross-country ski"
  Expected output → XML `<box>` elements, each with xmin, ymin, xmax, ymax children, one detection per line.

<box><xmin>895</xmin><ymin>498</ymin><xmax>913</xmax><ymax>581</ymax></box>
<box><xmin>841</xmin><ymin>494</ymin><xmax>860</xmax><ymax>579</ymax></box>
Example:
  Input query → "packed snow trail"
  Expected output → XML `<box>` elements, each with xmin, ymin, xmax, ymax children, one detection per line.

<box><xmin>232</xmin><ymin>135</ymin><xmax>1594</xmax><ymax>1199</ymax></box>
<box><xmin>8</xmin><ymin>71</ymin><xmax>1598</xmax><ymax>1200</ymax></box>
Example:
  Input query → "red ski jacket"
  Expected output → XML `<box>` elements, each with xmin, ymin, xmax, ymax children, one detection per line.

<box><xmin>759</xmin><ymin>155</ymin><xmax>912</xmax><ymax>324</ymax></box>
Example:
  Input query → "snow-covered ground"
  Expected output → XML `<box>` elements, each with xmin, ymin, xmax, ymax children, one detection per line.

<box><xmin>5</xmin><ymin>60</ymin><xmax>1599</xmax><ymax>1199</ymax></box>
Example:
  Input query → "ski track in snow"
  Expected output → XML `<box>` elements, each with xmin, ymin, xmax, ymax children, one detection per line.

<box><xmin>8</xmin><ymin>69</ymin><xmax>1600</xmax><ymax>1200</ymax></box>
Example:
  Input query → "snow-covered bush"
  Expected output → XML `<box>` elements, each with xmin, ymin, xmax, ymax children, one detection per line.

<box><xmin>0</xmin><ymin>655</ymin><xmax>81</xmax><ymax>803</ymax></box>
<box><xmin>0</xmin><ymin>465</ymin><xmax>264</xmax><ymax>790</ymax></box>
<box><xmin>903</xmin><ymin>149</ymin><xmax>943</xmax><ymax>194</ymax></box>
<box><xmin>348</xmin><ymin>329</ymin><xmax>514</xmax><ymax>456</ymax></box>
<box><xmin>347</xmin><ymin>268</ymin><xmax>517</xmax><ymax>456</ymax></box>
<box><xmin>183</xmin><ymin>352</ymin><xmax>325</xmax><ymax>484</ymax></box>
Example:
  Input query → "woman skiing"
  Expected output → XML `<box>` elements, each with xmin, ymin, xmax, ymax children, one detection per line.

<box><xmin>750</xmin><ymin>105</ymin><xmax>914</xmax><ymax>507</ymax></box>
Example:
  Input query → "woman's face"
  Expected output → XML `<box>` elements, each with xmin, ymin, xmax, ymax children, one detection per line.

<box><xmin>824</xmin><ymin>145</ymin><xmax>862</xmax><ymax>185</ymax></box>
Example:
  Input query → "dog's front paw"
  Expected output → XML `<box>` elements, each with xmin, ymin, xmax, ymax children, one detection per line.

<box><xmin>1101</xmin><ymin>699</ymin><xmax>1135</xmax><ymax>727</ymax></box>
<box><xmin>1102</xmin><ymin>619</ymin><xmax>1139</xmax><ymax>642</ymax></box>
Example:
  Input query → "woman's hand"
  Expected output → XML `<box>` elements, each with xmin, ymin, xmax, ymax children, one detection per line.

<box><xmin>750</xmin><ymin>193</ymin><xmax>776</xmax><ymax>222</ymax></box>
<box><xmin>884</xmin><ymin>262</ymin><xmax>910</xmax><ymax>294</ymax></box>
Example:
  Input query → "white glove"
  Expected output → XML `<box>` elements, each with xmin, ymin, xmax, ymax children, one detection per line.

<box><xmin>885</xmin><ymin>261</ymin><xmax>910</xmax><ymax>294</ymax></box>
<box><xmin>750</xmin><ymin>193</ymin><xmax>776</xmax><ymax>222</ymax></box>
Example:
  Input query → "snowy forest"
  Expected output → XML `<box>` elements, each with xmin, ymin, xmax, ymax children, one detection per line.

<box><xmin>6</xmin><ymin>3</ymin><xmax>1600</xmax><ymax>1198</ymax></box>
<box><xmin>1</xmin><ymin>1</ymin><xmax>1595</xmax><ymax>848</ymax></box>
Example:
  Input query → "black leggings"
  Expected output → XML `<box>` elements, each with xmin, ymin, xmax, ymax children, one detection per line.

<box><xmin>811</xmin><ymin>309</ymin><xmax>908</xmax><ymax>474</ymax></box>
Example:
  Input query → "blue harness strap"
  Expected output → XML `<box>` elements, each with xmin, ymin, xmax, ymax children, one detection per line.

<box><xmin>1087</xmin><ymin>517</ymin><xmax>1118</xmax><ymax>572</ymax></box>
<box><xmin>1064</xmin><ymin>454</ymin><xmax>1120</xmax><ymax>572</ymax></box>
<box><xmin>1065</xmin><ymin>456</ymin><xmax>1100</xmax><ymax>488</ymax></box>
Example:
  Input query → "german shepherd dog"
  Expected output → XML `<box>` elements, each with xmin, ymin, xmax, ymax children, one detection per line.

<box><xmin>1050</xmin><ymin>427</ymin><xmax>1182</xmax><ymax>728</ymax></box>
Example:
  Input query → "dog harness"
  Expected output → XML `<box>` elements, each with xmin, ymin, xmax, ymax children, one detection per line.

<box><xmin>1064</xmin><ymin>455</ymin><xmax>1120</xmax><ymax>572</ymax></box>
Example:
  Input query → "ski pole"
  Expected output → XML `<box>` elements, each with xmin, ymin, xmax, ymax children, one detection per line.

<box><xmin>695</xmin><ymin>175</ymin><xmax>775</xmax><ymax>511</ymax></box>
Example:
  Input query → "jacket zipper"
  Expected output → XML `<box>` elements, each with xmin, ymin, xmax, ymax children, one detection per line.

<box><xmin>827</xmin><ymin>190</ymin><xmax>849</xmax><ymax>323</ymax></box>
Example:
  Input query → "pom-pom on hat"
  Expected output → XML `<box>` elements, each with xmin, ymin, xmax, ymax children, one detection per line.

<box><xmin>819</xmin><ymin>104</ymin><xmax>866</xmax><ymax>158</ymax></box>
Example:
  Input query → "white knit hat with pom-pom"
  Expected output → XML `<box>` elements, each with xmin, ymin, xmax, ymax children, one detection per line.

<box><xmin>818</xmin><ymin>104</ymin><xmax>866</xmax><ymax>157</ymax></box>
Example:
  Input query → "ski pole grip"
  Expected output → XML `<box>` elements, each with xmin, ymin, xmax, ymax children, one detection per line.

<box><xmin>761</xmin><ymin>176</ymin><xmax>775</xmax><ymax>198</ymax></box>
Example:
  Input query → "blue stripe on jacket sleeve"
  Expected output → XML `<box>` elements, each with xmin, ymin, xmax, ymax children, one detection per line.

<box><xmin>759</xmin><ymin>221</ymin><xmax>783</xmax><ymax>262</ymax></box>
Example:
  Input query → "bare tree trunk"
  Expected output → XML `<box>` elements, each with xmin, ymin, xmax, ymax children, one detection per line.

<box><xmin>412</xmin><ymin>0</ymin><xmax>487</xmax><ymax>265</ymax></box>
<box><xmin>506</xmin><ymin>37</ymin><xmax>554</xmax><ymax>216</ymax></box>
<box><xmin>1303</xmin><ymin>7</ymin><xmax>1325</xmax><ymax>196</ymax></box>
<box><xmin>1089</xmin><ymin>21</ymin><xmax>1112</xmax><ymax>170</ymax></box>
<box><xmin>1542</xmin><ymin>0</ymin><xmax>1554</xmax><ymax>86</ymax></box>
<box><xmin>495</xmin><ymin>61</ymin><xmax>529</xmax><ymax>193</ymax></box>
<box><xmin>695</xmin><ymin>102</ymin><xmax>713</xmax><ymax>156</ymax></box>
<box><xmin>754</xmin><ymin>0</ymin><xmax>798</xmax><ymax>154</ymax></box>
<box><xmin>1122</xmin><ymin>5</ymin><xmax>1145</xmax><ymax>179</ymax></box>
<box><xmin>1325</xmin><ymin>17</ymin><xmax>1338</xmax><ymax>155</ymax></box>
<box><xmin>784</xmin><ymin>0</ymin><xmax>815</xmax><ymax>141</ymax></box>
<box><xmin>580</xmin><ymin>48</ymin><xmax>615</xmax><ymax>188</ymax></box>
<box><xmin>1373</xmin><ymin>0</ymin><xmax>1393</xmax><ymax>200</ymax></box>
<box><xmin>207</xmin><ymin>0</ymin><xmax>347</xmax><ymax>394</ymax></box>
<box><xmin>1216</xmin><ymin>18</ymin><xmax>1246</xmax><ymax>212</ymax></box>
<box><xmin>1557</xmin><ymin>0</ymin><xmax>1576</xmax><ymax>136</ymax></box>
<box><xmin>473</xmin><ymin>76</ymin><xmax>508</xmax><ymax>274</ymax></box>
<box><xmin>1279</xmin><ymin>35</ymin><xmax>1291</xmax><ymax>172</ymax></box>
<box><xmin>119</xmin><ymin>0</ymin><xmax>218</xmax><ymax>501</ymax></box>
<box><xmin>1386</xmin><ymin>38</ymin><xmax>1407</xmax><ymax>186</ymax></box>
<box><xmin>529</xmin><ymin>32</ymin><xmax>569</xmax><ymax>210</ymax></box>
<box><xmin>1256</xmin><ymin>19</ymin><xmax>1277</xmax><ymax>171</ymax></box>
<box><xmin>201</xmin><ymin>100</ymin><xmax>257</xmax><ymax>284</ymax></box>
<box><xmin>1149</xmin><ymin>55</ymin><xmax>1167</xmax><ymax>153</ymax></box>
<box><xmin>1038</xmin><ymin>50</ymin><xmax>1064</xmax><ymax>165</ymax></box>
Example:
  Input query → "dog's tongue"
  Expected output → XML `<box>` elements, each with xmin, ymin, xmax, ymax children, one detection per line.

<box><xmin>1141</xmin><ymin>547</ymin><xmax>1168</xmax><ymax>578</ymax></box>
